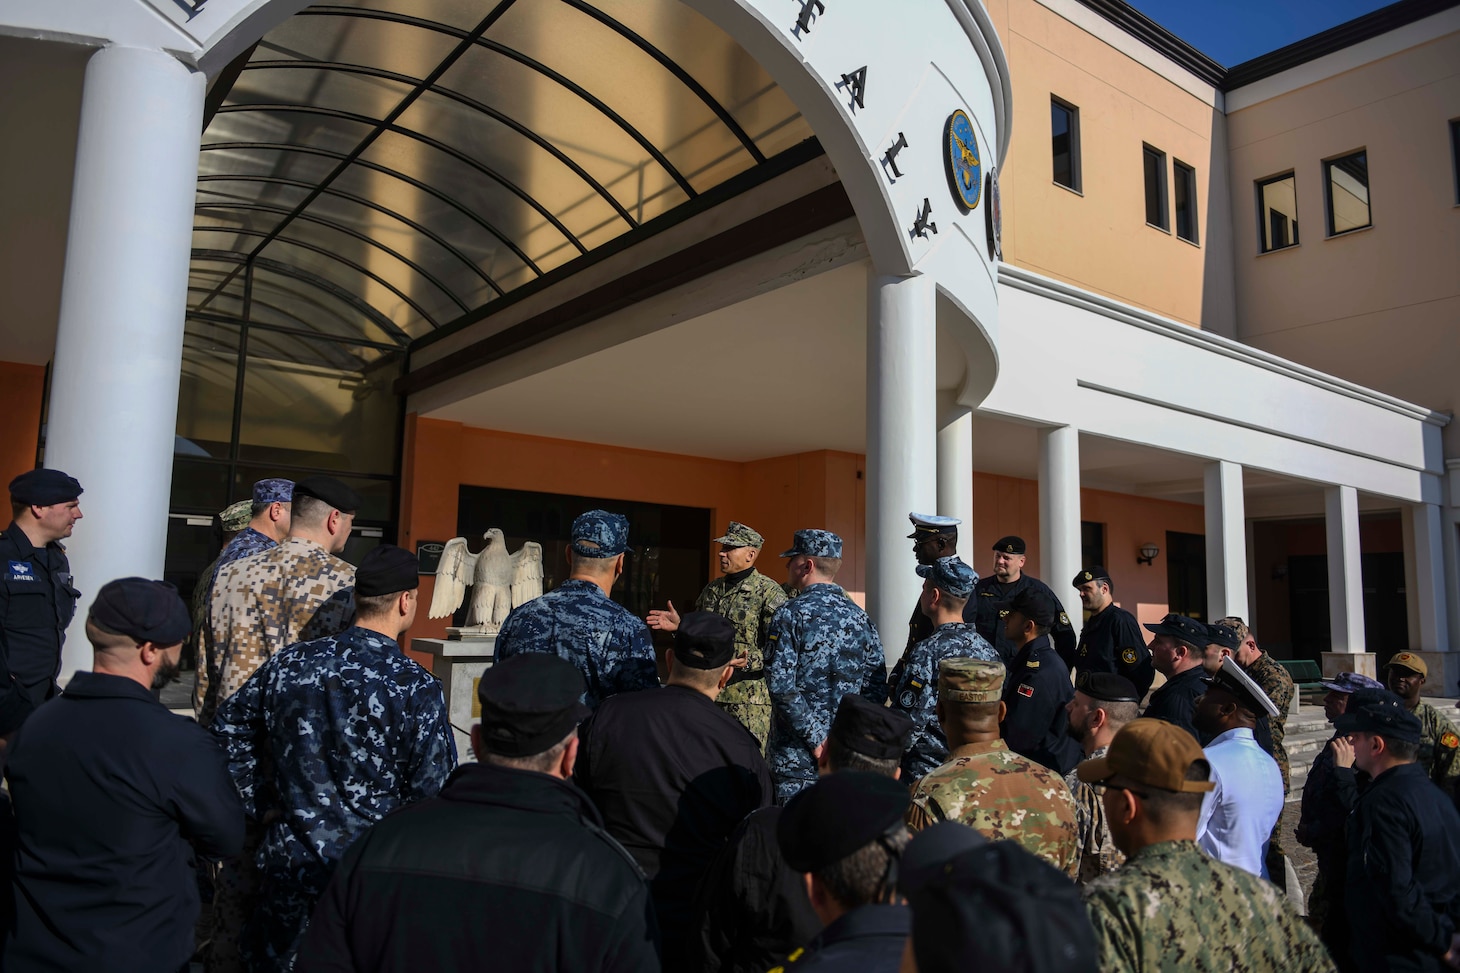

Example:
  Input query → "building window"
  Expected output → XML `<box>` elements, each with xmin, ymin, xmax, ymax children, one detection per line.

<box><xmin>1324</xmin><ymin>150</ymin><xmax>1371</xmax><ymax>235</ymax></box>
<box><xmin>1080</xmin><ymin>521</ymin><xmax>1106</xmax><ymax>571</ymax></box>
<box><xmin>1449</xmin><ymin>120</ymin><xmax>1459</xmax><ymax>203</ymax></box>
<box><xmin>1051</xmin><ymin>97</ymin><xmax>1081</xmax><ymax>192</ymax></box>
<box><xmin>1173</xmin><ymin>160</ymin><xmax>1198</xmax><ymax>244</ymax></box>
<box><xmin>1143</xmin><ymin>145</ymin><xmax>1168</xmax><ymax>230</ymax></box>
<box><xmin>1257</xmin><ymin>172</ymin><xmax>1299</xmax><ymax>252</ymax></box>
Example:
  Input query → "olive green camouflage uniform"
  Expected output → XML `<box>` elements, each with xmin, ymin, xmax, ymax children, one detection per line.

<box><xmin>1083</xmin><ymin>839</ymin><xmax>1337</xmax><ymax>973</ymax></box>
<box><xmin>1412</xmin><ymin>699</ymin><xmax>1460</xmax><ymax>788</ymax></box>
<box><xmin>1064</xmin><ymin>746</ymin><xmax>1124</xmax><ymax>884</ymax></box>
<box><xmin>1242</xmin><ymin>652</ymin><xmax>1295</xmax><ymax>791</ymax></box>
<box><xmin>908</xmin><ymin>738</ymin><xmax>1080</xmax><ymax>878</ymax></box>
<box><xmin>695</xmin><ymin>568</ymin><xmax>785</xmax><ymax>751</ymax></box>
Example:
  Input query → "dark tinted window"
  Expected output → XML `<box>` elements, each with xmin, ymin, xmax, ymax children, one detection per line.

<box><xmin>1174</xmin><ymin>160</ymin><xmax>1198</xmax><ymax>244</ymax></box>
<box><xmin>1143</xmin><ymin>146</ymin><xmax>1167</xmax><ymax>229</ymax></box>
<box><xmin>1052</xmin><ymin>98</ymin><xmax>1080</xmax><ymax>191</ymax></box>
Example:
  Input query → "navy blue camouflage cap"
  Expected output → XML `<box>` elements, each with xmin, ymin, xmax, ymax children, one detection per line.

<box><xmin>251</xmin><ymin>478</ymin><xmax>294</xmax><ymax>504</ymax></box>
<box><xmin>570</xmin><ymin>509</ymin><xmax>630</xmax><ymax>558</ymax></box>
<box><xmin>89</xmin><ymin>577</ymin><xmax>190</xmax><ymax>646</ymax></box>
<box><xmin>916</xmin><ymin>556</ymin><xmax>978</xmax><ymax>599</ymax></box>
<box><xmin>779</xmin><ymin>529</ymin><xmax>842</xmax><ymax>559</ymax></box>
<box><xmin>1319</xmin><ymin>670</ymin><xmax>1383</xmax><ymax>694</ymax></box>
<box><xmin>1333</xmin><ymin>687</ymin><xmax>1423</xmax><ymax>743</ymax></box>
<box><xmin>9</xmin><ymin>468</ymin><xmax>82</xmax><ymax>506</ymax></box>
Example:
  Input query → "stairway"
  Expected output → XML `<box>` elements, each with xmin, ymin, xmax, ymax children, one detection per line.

<box><xmin>1281</xmin><ymin>696</ymin><xmax>1460</xmax><ymax>802</ymax></box>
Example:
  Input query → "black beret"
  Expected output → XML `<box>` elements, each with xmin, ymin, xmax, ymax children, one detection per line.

<box><xmin>992</xmin><ymin>535</ymin><xmax>1026</xmax><ymax>555</ymax></box>
<box><xmin>291</xmin><ymin>475</ymin><xmax>361</xmax><ymax>513</ymax></box>
<box><xmin>1074</xmin><ymin>671</ymin><xmax>1140</xmax><ymax>703</ymax></box>
<box><xmin>9</xmin><ymin>468</ymin><xmax>83</xmax><ymax>506</ymax></box>
<box><xmin>1205</xmin><ymin>622</ymin><xmax>1242</xmax><ymax>652</ymax></box>
<box><xmin>1143</xmin><ymin>613</ymin><xmax>1208</xmax><ymax>647</ymax></box>
<box><xmin>356</xmin><ymin>544</ymin><xmax>419</xmax><ymax>598</ymax></box>
<box><xmin>830</xmin><ymin>693</ymin><xmax>913</xmax><ymax>759</ymax></box>
<box><xmin>476</xmin><ymin>654</ymin><xmax>590</xmax><ymax>758</ymax></box>
<box><xmin>1072</xmin><ymin>566</ymin><xmax>1110</xmax><ymax>587</ymax></box>
<box><xmin>674</xmin><ymin>611</ymin><xmax>736</xmax><ymax>669</ymax></box>
<box><xmin>904</xmin><ymin>842</ymin><xmax>1098</xmax><ymax>973</ymax></box>
<box><xmin>89</xmin><ymin>577</ymin><xmax>190</xmax><ymax>645</ymax></box>
<box><xmin>1002</xmin><ymin>587</ymin><xmax>1059</xmax><ymax>628</ymax></box>
<box><xmin>777</xmin><ymin>772</ymin><xmax>908</xmax><ymax>873</ymax></box>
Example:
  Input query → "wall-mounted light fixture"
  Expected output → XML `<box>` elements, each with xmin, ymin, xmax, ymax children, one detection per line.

<box><xmin>1137</xmin><ymin>543</ymin><xmax>1159</xmax><ymax>566</ymax></box>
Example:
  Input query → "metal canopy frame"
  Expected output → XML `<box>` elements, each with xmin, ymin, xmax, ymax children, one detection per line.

<box><xmin>191</xmin><ymin>0</ymin><xmax>812</xmax><ymax>345</ymax></box>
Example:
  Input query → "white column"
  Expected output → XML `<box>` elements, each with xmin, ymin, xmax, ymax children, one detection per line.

<box><xmin>1406</xmin><ymin>502</ymin><xmax>1450</xmax><ymax>653</ymax></box>
<box><xmin>866</xmin><ymin>272</ymin><xmax>937</xmax><ymax>663</ymax></box>
<box><xmin>1204</xmin><ymin>460</ymin><xmax>1249</xmax><ymax>621</ymax></box>
<box><xmin>1037</xmin><ymin>425</ymin><xmax>1081</xmax><ymax>622</ymax></box>
<box><xmin>936</xmin><ymin>396</ymin><xmax>973</xmax><ymax>562</ymax></box>
<box><xmin>45</xmin><ymin>46</ymin><xmax>205</xmax><ymax>682</ymax></box>
<box><xmin>1325</xmin><ymin>485</ymin><xmax>1366</xmax><ymax>654</ymax></box>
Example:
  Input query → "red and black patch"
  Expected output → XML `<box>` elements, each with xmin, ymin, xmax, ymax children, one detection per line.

<box><xmin>1017</xmin><ymin>684</ymin><xmax>1035</xmax><ymax>698</ymax></box>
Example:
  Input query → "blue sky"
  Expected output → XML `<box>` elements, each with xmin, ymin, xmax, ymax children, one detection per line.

<box><xmin>1123</xmin><ymin>0</ymin><xmax>1397</xmax><ymax>66</ymax></box>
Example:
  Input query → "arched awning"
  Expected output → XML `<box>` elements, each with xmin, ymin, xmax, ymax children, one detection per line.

<box><xmin>190</xmin><ymin>0</ymin><xmax>816</xmax><ymax>344</ymax></box>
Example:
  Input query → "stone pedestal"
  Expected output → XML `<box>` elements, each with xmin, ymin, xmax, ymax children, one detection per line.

<box><xmin>414</xmin><ymin>636</ymin><xmax>496</xmax><ymax>763</ymax></box>
<box><xmin>1403</xmin><ymin>650</ymin><xmax>1457</xmax><ymax>698</ymax></box>
<box><xmin>1321</xmin><ymin>651</ymin><xmax>1377</xmax><ymax>680</ymax></box>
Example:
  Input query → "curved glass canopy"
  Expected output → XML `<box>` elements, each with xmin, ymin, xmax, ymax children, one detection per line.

<box><xmin>190</xmin><ymin>0</ymin><xmax>814</xmax><ymax>343</ymax></box>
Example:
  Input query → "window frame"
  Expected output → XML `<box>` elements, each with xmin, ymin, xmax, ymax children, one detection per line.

<box><xmin>1173</xmin><ymin>159</ymin><xmax>1199</xmax><ymax>245</ymax></box>
<box><xmin>1051</xmin><ymin>96</ymin><xmax>1082</xmax><ymax>194</ymax></box>
<box><xmin>1255</xmin><ymin>171</ymin><xmax>1300</xmax><ymax>254</ymax></box>
<box><xmin>1142</xmin><ymin>144</ymin><xmax>1169</xmax><ymax>231</ymax></box>
<box><xmin>1449</xmin><ymin>119</ymin><xmax>1459</xmax><ymax>205</ymax></box>
<box><xmin>1323</xmin><ymin>149</ymin><xmax>1372</xmax><ymax>237</ymax></box>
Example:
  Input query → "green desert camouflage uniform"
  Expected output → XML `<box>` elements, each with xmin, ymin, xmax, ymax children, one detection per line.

<box><xmin>1082</xmin><ymin>840</ymin><xmax>1336</xmax><ymax>973</ymax></box>
<box><xmin>907</xmin><ymin>738</ymin><xmax>1080</xmax><ymax>878</ymax></box>
<box><xmin>1064</xmin><ymin>746</ymin><xmax>1124</xmax><ymax>884</ymax></box>
<box><xmin>199</xmin><ymin>537</ymin><xmax>356</xmax><ymax>725</ymax></box>
<box><xmin>1243</xmin><ymin>652</ymin><xmax>1295</xmax><ymax>789</ymax></box>
<box><xmin>695</xmin><ymin>568</ymin><xmax>786</xmax><ymax>751</ymax></box>
<box><xmin>1413</xmin><ymin>699</ymin><xmax>1460</xmax><ymax>788</ymax></box>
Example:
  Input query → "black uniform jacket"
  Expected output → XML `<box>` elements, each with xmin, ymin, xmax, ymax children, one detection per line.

<box><xmin>0</xmin><ymin>521</ymin><xmax>80</xmax><ymax>726</ymax></box>
<box><xmin>1345</xmin><ymin>762</ymin><xmax>1460</xmax><ymax>973</ymax></box>
<box><xmin>686</xmin><ymin>805</ymin><xmax>819</xmax><ymax>973</ymax></box>
<box><xmin>3</xmin><ymin>670</ymin><xmax>243</xmax><ymax>973</ymax></box>
<box><xmin>1142</xmin><ymin>665</ymin><xmax>1207</xmax><ymax>741</ymax></box>
<box><xmin>296</xmin><ymin>762</ymin><xmax>661</xmax><ymax>973</ymax></box>
<box><xmin>969</xmin><ymin>574</ymin><xmax>1076</xmax><ymax>663</ymax></box>
<box><xmin>783</xmin><ymin>904</ymin><xmax>910</xmax><ymax>972</ymax></box>
<box><xmin>1074</xmin><ymin>603</ymin><xmax>1154</xmax><ymax>698</ymax></box>
<box><xmin>1000</xmin><ymin>635</ymin><xmax>1081</xmax><ymax>774</ymax></box>
<box><xmin>576</xmin><ymin>684</ymin><xmax>773</xmax><ymax>962</ymax></box>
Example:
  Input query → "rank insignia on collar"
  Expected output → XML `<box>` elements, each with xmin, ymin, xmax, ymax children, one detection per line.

<box><xmin>1026</xmin><ymin>660</ymin><xmax>1039</xmax><ymax>669</ymax></box>
<box><xmin>998</xmin><ymin>609</ymin><xmax>1009</xmax><ymax>617</ymax></box>
<box><xmin>1017</xmin><ymin>684</ymin><xmax>1034</xmax><ymax>698</ymax></box>
<box><xmin>1441</xmin><ymin>732</ymin><xmax>1459</xmax><ymax>750</ymax></box>
<box><xmin>1122</xmin><ymin>647</ymin><xmax>1138</xmax><ymax>665</ymax></box>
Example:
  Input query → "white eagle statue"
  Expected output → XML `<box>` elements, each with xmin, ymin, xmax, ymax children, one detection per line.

<box><xmin>427</xmin><ymin>528</ymin><xmax>544</xmax><ymax>634</ymax></box>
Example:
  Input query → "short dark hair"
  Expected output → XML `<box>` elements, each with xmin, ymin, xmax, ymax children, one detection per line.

<box><xmin>825</xmin><ymin>736</ymin><xmax>900</xmax><ymax>777</ymax></box>
<box><xmin>355</xmin><ymin>592</ymin><xmax>400</xmax><ymax>617</ymax></box>
<box><xmin>1138</xmin><ymin>761</ymin><xmax>1210</xmax><ymax>825</ymax></box>
<box><xmin>1377</xmin><ymin>735</ymin><xmax>1420</xmax><ymax>762</ymax></box>
<box><xmin>250</xmin><ymin>501</ymin><xmax>271</xmax><ymax>518</ymax></box>
<box><xmin>814</xmin><ymin>825</ymin><xmax>908</xmax><ymax>909</ymax></box>
<box><xmin>291</xmin><ymin>494</ymin><xmax>332</xmax><ymax>528</ymax></box>
<box><xmin>481</xmin><ymin>730</ymin><xmax>574</xmax><ymax>772</ymax></box>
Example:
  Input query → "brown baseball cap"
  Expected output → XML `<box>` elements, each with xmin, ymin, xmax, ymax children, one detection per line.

<box><xmin>1384</xmin><ymin>652</ymin><xmax>1427</xmax><ymax>678</ymax></box>
<box><xmin>1075</xmin><ymin>718</ymin><xmax>1214</xmax><ymax>793</ymax></box>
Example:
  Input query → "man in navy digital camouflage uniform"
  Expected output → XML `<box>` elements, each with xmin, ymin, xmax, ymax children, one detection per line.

<box><xmin>213</xmin><ymin>544</ymin><xmax>455</xmax><ymax>970</ymax></box>
<box><xmin>495</xmin><ymin>509</ymin><xmax>659</xmax><ymax>707</ymax></box>
<box><xmin>765</xmin><ymin>529</ymin><xmax>888</xmax><ymax>803</ymax></box>
<box><xmin>889</xmin><ymin>556</ymin><xmax>1000</xmax><ymax>781</ymax></box>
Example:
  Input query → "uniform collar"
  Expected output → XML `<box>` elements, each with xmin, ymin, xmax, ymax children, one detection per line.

<box><xmin>950</xmin><ymin>738</ymin><xmax>1008</xmax><ymax>758</ymax></box>
<box><xmin>802</xmin><ymin>582</ymin><xmax>844</xmax><ymax>597</ymax></box>
<box><xmin>1128</xmin><ymin>839</ymin><xmax>1201</xmax><ymax>865</ymax></box>
<box><xmin>441</xmin><ymin>762</ymin><xmax>604</xmax><ymax>826</ymax></box>
<box><xmin>61</xmin><ymin>670</ymin><xmax>165</xmax><ymax>706</ymax></box>
<box><xmin>1207</xmin><ymin>727</ymin><xmax>1255</xmax><ymax>746</ymax></box>
<box><xmin>3</xmin><ymin>520</ymin><xmax>42</xmax><ymax>558</ymax></box>
<box><xmin>558</xmin><ymin>577</ymin><xmax>609</xmax><ymax>598</ymax></box>
<box><xmin>811</xmin><ymin>903</ymin><xmax>910</xmax><ymax>949</ymax></box>
<box><xmin>1011</xmin><ymin>633</ymin><xmax>1052</xmax><ymax>660</ymax></box>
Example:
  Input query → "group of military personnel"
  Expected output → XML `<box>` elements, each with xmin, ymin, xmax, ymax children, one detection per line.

<box><xmin>5</xmin><ymin>465</ymin><xmax>1460</xmax><ymax>972</ymax></box>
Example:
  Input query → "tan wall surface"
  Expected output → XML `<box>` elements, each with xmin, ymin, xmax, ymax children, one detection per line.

<box><xmin>1226</xmin><ymin>31</ymin><xmax>1460</xmax><ymax>446</ymax></box>
<box><xmin>0</xmin><ymin>361</ymin><xmax>45</xmax><ymax>488</ymax></box>
<box><xmin>989</xmin><ymin>0</ymin><xmax>1219</xmax><ymax>326</ymax></box>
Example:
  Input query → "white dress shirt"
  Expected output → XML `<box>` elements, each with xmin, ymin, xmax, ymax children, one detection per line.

<box><xmin>1197</xmin><ymin>726</ymin><xmax>1284</xmax><ymax>878</ymax></box>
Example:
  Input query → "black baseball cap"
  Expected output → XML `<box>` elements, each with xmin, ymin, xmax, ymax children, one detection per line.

<box><xmin>777</xmin><ymin>773</ymin><xmax>908</xmax><ymax>873</ymax></box>
<box><xmin>830</xmin><ymin>693</ymin><xmax>914</xmax><ymax>759</ymax></box>
<box><xmin>1001</xmin><ymin>587</ymin><xmax>1059</xmax><ymax>628</ymax></box>
<box><xmin>1333</xmin><ymin>688</ymin><xmax>1423</xmax><ymax>743</ymax></box>
<box><xmin>1143</xmin><ymin>613</ymin><xmax>1208</xmax><ymax>647</ymax></box>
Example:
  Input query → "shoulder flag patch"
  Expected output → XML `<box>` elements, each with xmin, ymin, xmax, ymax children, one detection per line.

<box><xmin>1017</xmin><ymin>683</ymin><xmax>1035</xmax><ymax>698</ymax></box>
<box><xmin>1441</xmin><ymin>732</ymin><xmax>1458</xmax><ymax>750</ymax></box>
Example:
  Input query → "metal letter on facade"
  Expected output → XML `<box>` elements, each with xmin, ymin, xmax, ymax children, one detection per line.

<box><xmin>793</xmin><ymin>0</ymin><xmax>825</xmax><ymax>37</ymax></box>
<box><xmin>911</xmin><ymin>198</ymin><xmax>937</xmax><ymax>239</ymax></box>
<box><xmin>883</xmin><ymin>132</ymin><xmax>909</xmax><ymax>179</ymax></box>
<box><xmin>839</xmin><ymin>66</ymin><xmax>867</xmax><ymax>110</ymax></box>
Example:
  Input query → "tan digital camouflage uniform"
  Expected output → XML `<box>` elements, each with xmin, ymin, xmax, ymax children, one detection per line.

<box><xmin>907</xmin><ymin>738</ymin><xmax>1080</xmax><ymax>878</ymax></box>
<box><xmin>1083</xmin><ymin>840</ymin><xmax>1336</xmax><ymax>973</ymax></box>
<box><xmin>696</xmin><ymin>568</ymin><xmax>785</xmax><ymax>751</ymax></box>
<box><xmin>197</xmin><ymin>537</ymin><xmax>356</xmax><ymax>726</ymax></box>
<box><xmin>1064</xmin><ymin>746</ymin><xmax>1124</xmax><ymax>884</ymax></box>
<box><xmin>1243</xmin><ymin>652</ymin><xmax>1295</xmax><ymax>790</ymax></box>
<box><xmin>1412</xmin><ymin>699</ymin><xmax>1460</xmax><ymax>788</ymax></box>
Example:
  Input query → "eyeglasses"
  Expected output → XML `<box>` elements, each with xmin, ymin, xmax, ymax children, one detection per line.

<box><xmin>1092</xmin><ymin>780</ymin><xmax>1150</xmax><ymax>800</ymax></box>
